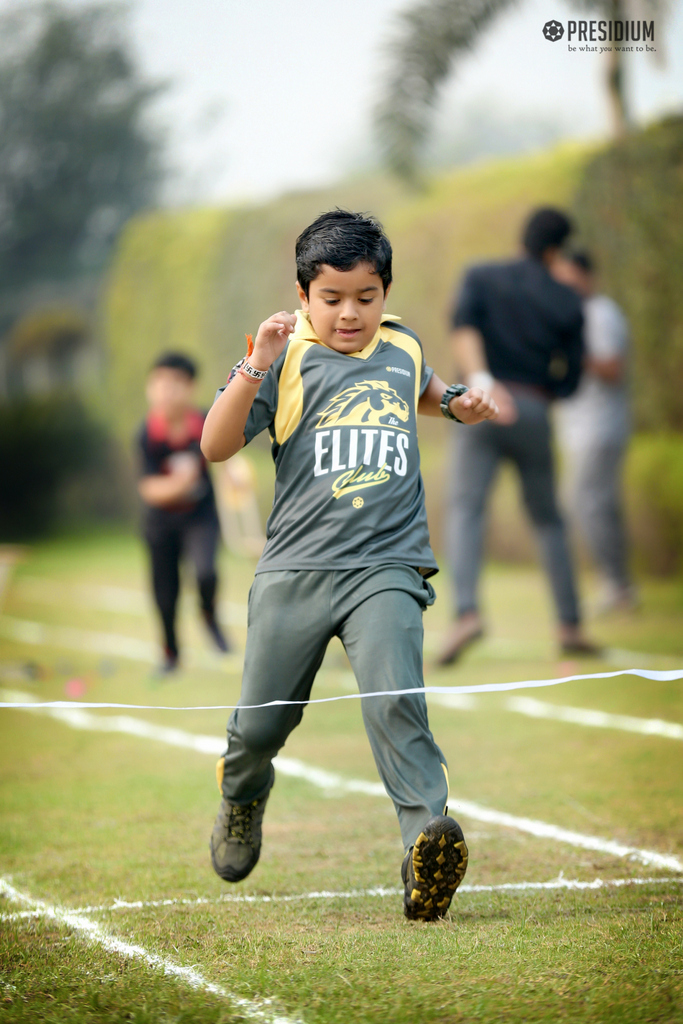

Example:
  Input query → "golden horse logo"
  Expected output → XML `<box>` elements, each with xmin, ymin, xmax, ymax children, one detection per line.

<box><xmin>316</xmin><ymin>381</ymin><xmax>410</xmax><ymax>428</ymax></box>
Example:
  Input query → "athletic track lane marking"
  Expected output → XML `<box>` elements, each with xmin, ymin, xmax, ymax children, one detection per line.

<box><xmin>0</xmin><ymin>878</ymin><xmax>302</xmax><ymax>1024</ymax></box>
<box><xmin>428</xmin><ymin>692</ymin><xmax>683</xmax><ymax>741</ymax></box>
<box><xmin>4</xmin><ymin>876</ymin><xmax>683</xmax><ymax>920</ymax></box>
<box><xmin>3</xmin><ymin>688</ymin><xmax>682</xmax><ymax>874</ymax></box>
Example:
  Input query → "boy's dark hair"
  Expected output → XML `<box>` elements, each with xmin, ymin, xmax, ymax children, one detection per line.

<box><xmin>151</xmin><ymin>352</ymin><xmax>197</xmax><ymax>379</ymax></box>
<box><xmin>295</xmin><ymin>209</ymin><xmax>393</xmax><ymax>297</ymax></box>
<box><xmin>570</xmin><ymin>248</ymin><xmax>594</xmax><ymax>274</ymax></box>
<box><xmin>522</xmin><ymin>207</ymin><xmax>573</xmax><ymax>260</ymax></box>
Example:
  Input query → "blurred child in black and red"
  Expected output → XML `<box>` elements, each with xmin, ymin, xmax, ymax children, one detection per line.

<box><xmin>137</xmin><ymin>352</ymin><xmax>229</xmax><ymax>673</ymax></box>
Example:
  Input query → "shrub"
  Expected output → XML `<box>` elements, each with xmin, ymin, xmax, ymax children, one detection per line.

<box><xmin>0</xmin><ymin>394</ymin><xmax>109</xmax><ymax>538</ymax></box>
<box><xmin>625</xmin><ymin>433</ymin><xmax>683</xmax><ymax>576</ymax></box>
<box><xmin>574</xmin><ymin>116</ymin><xmax>683</xmax><ymax>431</ymax></box>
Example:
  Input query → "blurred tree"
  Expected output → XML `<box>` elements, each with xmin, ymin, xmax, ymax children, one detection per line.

<box><xmin>0</xmin><ymin>393</ymin><xmax>110</xmax><ymax>537</ymax></box>
<box><xmin>373</xmin><ymin>0</ymin><xmax>663</xmax><ymax>183</ymax></box>
<box><xmin>0</xmin><ymin>1</ymin><xmax>165</xmax><ymax>286</ymax></box>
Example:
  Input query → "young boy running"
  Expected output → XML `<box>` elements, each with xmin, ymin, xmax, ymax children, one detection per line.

<box><xmin>201</xmin><ymin>211</ymin><xmax>498</xmax><ymax>920</ymax></box>
<box><xmin>138</xmin><ymin>352</ymin><xmax>230</xmax><ymax>674</ymax></box>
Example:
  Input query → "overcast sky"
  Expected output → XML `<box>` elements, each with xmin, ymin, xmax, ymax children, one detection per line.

<box><xmin>8</xmin><ymin>0</ymin><xmax>683</xmax><ymax>202</ymax></box>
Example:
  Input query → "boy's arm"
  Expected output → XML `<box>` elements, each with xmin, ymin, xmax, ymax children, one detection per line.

<box><xmin>418</xmin><ymin>371</ymin><xmax>498</xmax><ymax>425</ymax></box>
<box><xmin>201</xmin><ymin>312</ymin><xmax>296</xmax><ymax>462</ymax></box>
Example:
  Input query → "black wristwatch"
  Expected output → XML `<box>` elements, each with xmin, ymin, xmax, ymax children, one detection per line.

<box><xmin>440</xmin><ymin>383</ymin><xmax>469</xmax><ymax>422</ymax></box>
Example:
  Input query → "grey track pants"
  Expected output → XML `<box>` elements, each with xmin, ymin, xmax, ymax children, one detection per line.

<box><xmin>565</xmin><ymin>439</ymin><xmax>631</xmax><ymax>590</ymax></box>
<box><xmin>445</xmin><ymin>394</ymin><xmax>581</xmax><ymax>626</ymax></box>
<box><xmin>220</xmin><ymin>564</ymin><xmax>449</xmax><ymax>849</ymax></box>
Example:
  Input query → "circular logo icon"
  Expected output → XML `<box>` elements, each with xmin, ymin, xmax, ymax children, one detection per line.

<box><xmin>543</xmin><ymin>19</ymin><xmax>564</xmax><ymax>41</ymax></box>
<box><xmin>352</xmin><ymin>496</ymin><xmax>364</xmax><ymax>509</ymax></box>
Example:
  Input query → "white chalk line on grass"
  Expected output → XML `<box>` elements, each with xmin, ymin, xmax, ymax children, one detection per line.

<box><xmin>0</xmin><ymin>615</ymin><xmax>350</xmax><ymax>689</ymax></box>
<box><xmin>4</xmin><ymin>688</ymin><xmax>683</xmax><ymax>874</ymax></box>
<box><xmin>504</xmin><ymin>696</ymin><xmax>683</xmax><ymax>741</ymax></box>
<box><xmin>13</xmin><ymin>578</ymin><xmax>679</xmax><ymax>670</ymax></box>
<box><xmin>4</xmin><ymin>608</ymin><xmax>682</xmax><ymax>684</ymax></box>
<box><xmin>2</xmin><ymin>664</ymin><xmax>683</xmax><ymax>710</ymax></box>
<box><xmin>428</xmin><ymin>692</ymin><xmax>683</xmax><ymax>742</ymax></box>
<box><xmin>13</xmin><ymin>577</ymin><xmax>248</xmax><ymax>626</ymax></box>
<box><xmin>0</xmin><ymin>878</ymin><xmax>301</xmax><ymax>1024</ymax></box>
<box><xmin>4</xmin><ymin>875</ymin><xmax>683</xmax><ymax>921</ymax></box>
<box><xmin>0</xmin><ymin>615</ymin><xmax>241</xmax><ymax>673</ymax></box>
<box><xmin>4</xmin><ymin>660</ymin><xmax>682</xmax><ymax>742</ymax></box>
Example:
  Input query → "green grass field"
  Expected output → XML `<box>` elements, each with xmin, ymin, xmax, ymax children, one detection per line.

<box><xmin>1</xmin><ymin>530</ymin><xmax>683</xmax><ymax>1023</ymax></box>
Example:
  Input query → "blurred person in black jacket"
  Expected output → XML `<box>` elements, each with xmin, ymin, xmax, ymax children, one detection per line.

<box><xmin>137</xmin><ymin>352</ymin><xmax>230</xmax><ymax>674</ymax></box>
<box><xmin>439</xmin><ymin>208</ymin><xmax>599</xmax><ymax>664</ymax></box>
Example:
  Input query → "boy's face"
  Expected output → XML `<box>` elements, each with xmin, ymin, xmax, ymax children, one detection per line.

<box><xmin>146</xmin><ymin>367</ymin><xmax>195</xmax><ymax>417</ymax></box>
<box><xmin>296</xmin><ymin>262</ymin><xmax>390</xmax><ymax>354</ymax></box>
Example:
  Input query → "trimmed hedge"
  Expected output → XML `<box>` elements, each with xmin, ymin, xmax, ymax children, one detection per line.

<box><xmin>103</xmin><ymin>208</ymin><xmax>235</xmax><ymax>443</ymax></box>
<box><xmin>626</xmin><ymin>433</ymin><xmax>683</xmax><ymax>576</ymax></box>
<box><xmin>574</xmin><ymin>115</ymin><xmax>683</xmax><ymax>431</ymax></box>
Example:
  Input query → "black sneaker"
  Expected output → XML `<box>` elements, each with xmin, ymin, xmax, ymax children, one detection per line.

<box><xmin>402</xmin><ymin>815</ymin><xmax>469</xmax><ymax>921</ymax></box>
<box><xmin>210</xmin><ymin>792</ymin><xmax>269</xmax><ymax>882</ymax></box>
<box><xmin>152</xmin><ymin>648</ymin><xmax>178</xmax><ymax>677</ymax></box>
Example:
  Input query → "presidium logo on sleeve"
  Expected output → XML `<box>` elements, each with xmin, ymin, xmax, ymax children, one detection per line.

<box><xmin>313</xmin><ymin>381</ymin><xmax>412</xmax><ymax>500</ymax></box>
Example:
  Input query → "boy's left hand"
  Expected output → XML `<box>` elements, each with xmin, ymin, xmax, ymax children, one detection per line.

<box><xmin>451</xmin><ymin>388</ymin><xmax>499</xmax><ymax>425</ymax></box>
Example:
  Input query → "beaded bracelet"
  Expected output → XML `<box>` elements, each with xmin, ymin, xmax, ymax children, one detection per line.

<box><xmin>238</xmin><ymin>363</ymin><xmax>266</xmax><ymax>383</ymax></box>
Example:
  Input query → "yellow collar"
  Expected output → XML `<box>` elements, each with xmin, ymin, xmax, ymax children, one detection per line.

<box><xmin>292</xmin><ymin>309</ymin><xmax>401</xmax><ymax>360</ymax></box>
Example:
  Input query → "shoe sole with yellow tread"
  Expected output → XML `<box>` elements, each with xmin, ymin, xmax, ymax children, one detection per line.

<box><xmin>403</xmin><ymin>815</ymin><xmax>469</xmax><ymax>920</ymax></box>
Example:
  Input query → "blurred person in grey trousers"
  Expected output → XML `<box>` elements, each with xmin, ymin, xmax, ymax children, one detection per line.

<box><xmin>439</xmin><ymin>208</ymin><xmax>600</xmax><ymax>665</ymax></box>
<box><xmin>553</xmin><ymin>251</ymin><xmax>636</xmax><ymax>614</ymax></box>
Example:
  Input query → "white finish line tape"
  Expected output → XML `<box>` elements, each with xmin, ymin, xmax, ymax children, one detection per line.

<box><xmin>4</xmin><ymin>876</ymin><xmax>682</xmax><ymax>920</ymax></box>
<box><xmin>2</xmin><ymin>666</ymin><xmax>683</xmax><ymax>710</ymax></box>
<box><xmin>0</xmin><ymin>878</ymin><xmax>301</xmax><ymax>1024</ymax></box>
<box><xmin>4</xmin><ymin>688</ymin><xmax>682</xmax><ymax>873</ymax></box>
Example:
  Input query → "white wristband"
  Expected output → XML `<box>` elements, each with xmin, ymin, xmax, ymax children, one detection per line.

<box><xmin>466</xmin><ymin>371</ymin><xmax>495</xmax><ymax>393</ymax></box>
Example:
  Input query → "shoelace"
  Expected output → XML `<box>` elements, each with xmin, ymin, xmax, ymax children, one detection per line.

<box><xmin>226</xmin><ymin>801</ymin><xmax>256</xmax><ymax>843</ymax></box>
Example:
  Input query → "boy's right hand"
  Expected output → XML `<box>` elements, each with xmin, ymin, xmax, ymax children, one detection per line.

<box><xmin>166</xmin><ymin>452</ymin><xmax>201</xmax><ymax>497</ymax></box>
<box><xmin>251</xmin><ymin>312</ymin><xmax>297</xmax><ymax>371</ymax></box>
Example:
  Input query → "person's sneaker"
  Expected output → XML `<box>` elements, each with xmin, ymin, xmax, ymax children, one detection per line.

<box><xmin>560</xmin><ymin>637</ymin><xmax>603</xmax><ymax>657</ymax></box>
<box><xmin>436</xmin><ymin>617</ymin><xmax>484</xmax><ymax>667</ymax></box>
<box><xmin>210</xmin><ymin>792</ymin><xmax>269</xmax><ymax>882</ymax></box>
<box><xmin>558</xmin><ymin>624</ymin><xmax>602</xmax><ymax>658</ymax></box>
<box><xmin>203</xmin><ymin>612</ymin><xmax>231</xmax><ymax>653</ymax></box>
<box><xmin>151</xmin><ymin>647</ymin><xmax>178</xmax><ymax>677</ymax></box>
<box><xmin>402</xmin><ymin>815</ymin><xmax>469</xmax><ymax>921</ymax></box>
<box><xmin>593</xmin><ymin>582</ymin><xmax>639</xmax><ymax>617</ymax></box>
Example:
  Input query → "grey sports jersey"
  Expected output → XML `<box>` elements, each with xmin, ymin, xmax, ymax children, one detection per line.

<box><xmin>215</xmin><ymin>311</ymin><xmax>439</xmax><ymax>576</ymax></box>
